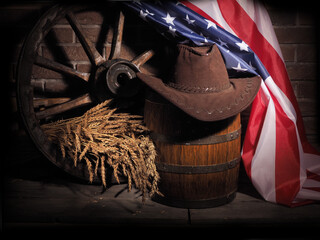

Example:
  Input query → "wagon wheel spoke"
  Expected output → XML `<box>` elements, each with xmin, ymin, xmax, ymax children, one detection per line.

<box><xmin>17</xmin><ymin>3</ymin><xmax>163</xmax><ymax>183</ymax></box>
<box><xmin>131</xmin><ymin>49</ymin><xmax>155</xmax><ymax>69</ymax></box>
<box><xmin>66</xmin><ymin>12</ymin><xmax>105</xmax><ymax>66</ymax></box>
<box><xmin>33</xmin><ymin>97</ymin><xmax>71</xmax><ymax>108</ymax></box>
<box><xmin>35</xmin><ymin>93</ymin><xmax>93</xmax><ymax>120</ymax></box>
<box><xmin>35</xmin><ymin>55</ymin><xmax>90</xmax><ymax>82</ymax></box>
<box><xmin>109</xmin><ymin>10</ymin><xmax>125</xmax><ymax>60</ymax></box>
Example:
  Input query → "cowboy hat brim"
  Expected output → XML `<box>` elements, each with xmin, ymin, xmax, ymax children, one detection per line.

<box><xmin>137</xmin><ymin>72</ymin><xmax>261</xmax><ymax>121</ymax></box>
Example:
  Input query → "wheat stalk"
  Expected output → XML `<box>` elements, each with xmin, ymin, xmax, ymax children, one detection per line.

<box><xmin>41</xmin><ymin>99</ymin><xmax>160</xmax><ymax>201</ymax></box>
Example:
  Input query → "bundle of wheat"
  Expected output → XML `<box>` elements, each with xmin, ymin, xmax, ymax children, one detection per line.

<box><xmin>41</xmin><ymin>99</ymin><xmax>160</xmax><ymax>200</ymax></box>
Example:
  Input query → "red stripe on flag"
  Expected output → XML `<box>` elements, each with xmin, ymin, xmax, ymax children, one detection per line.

<box><xmin>216</xmin><ymin>0</ymin><xmax>302</xmax><ymax>205</ymax></box>
<box><xmin>185</xmin><ymin>0</ymin><xmax>320</xmax><ymax>205</ymax></box>
<box><xmin>241</xmin><ymin>89</ymin><xmax>267</xmax><ymax>180</ymax></box>
<box><xmin>217</xmin><ymin>0</ymin><xmax>319</xmax><ymax>158</ymax></box>
<box><xmin>268</xmin><ymin>89</ymin><xmax>301</xmax><ymax>205</ymax></box>
<box><xmin>216</xmin><ymin>1</ymin><xmax>290</xmax><ymax>94</ymax></box>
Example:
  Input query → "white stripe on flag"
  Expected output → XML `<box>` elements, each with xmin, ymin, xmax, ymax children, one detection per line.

<box><xmin>265</xmin><ymin>76</ymin><xmax>297</xmax><ymax>122</ymax></box>
<box><xmin>302</xmin><ymin>179</ymin><xmax>320</xmax><ymax>188</ymax></box>
<box><xmin>295</xmin><ymin>188</ymin><xmax>320</xmax><ymax>201</ymax></box>
<box><xmin>266</xmin><ymin>77</ymin><xmax>320</xmax><ymax>202</ymax></box>
<box><xmin>251</xmin><ymin>80</ymin><xmax>276</xmax><ymax>202</ymax></box>
<box><xmin>183</xmin><ymin>0</ymin><xmax>320</xmax><ymax>205</ymax></box>
<box><xmin>295</xmin><ymin>152</ymin><xmax>320</xmax><ymax>201</ymax></box>
<box><xmin>188</xmin><ymin>0</ymin><xmax>237</xmax><ymax>35</ymax></box>
<box><xmin>236</xmin><ymin>0</ymin><xmax>284</xmax><ymax>61</ymax></box>
<box><xmin>302</xmin><ymin>153</ymin><xmax>320</xmax><ymax>174</ymax></box>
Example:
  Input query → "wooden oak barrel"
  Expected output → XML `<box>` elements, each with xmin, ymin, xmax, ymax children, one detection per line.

<box><xmin>144</xmin><ymin>93</ymin><xmax>241</xmax><ymax>209</ymax></box>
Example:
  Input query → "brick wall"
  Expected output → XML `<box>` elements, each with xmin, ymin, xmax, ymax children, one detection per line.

<box><xmin>3</xmin><ymin>1</ymin><xmax>319</xmax><ymax>151</ymax></box>
<box><xmin>267</xmin><ymin>1</ymin><xmax>319</xmax><ymax>150</ymax></box>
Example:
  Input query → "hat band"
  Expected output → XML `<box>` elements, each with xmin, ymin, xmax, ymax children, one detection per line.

<box><xmin>166</xmin><ymin>82</ymin><xmax>231</xmax><ymax>94</ymax></box>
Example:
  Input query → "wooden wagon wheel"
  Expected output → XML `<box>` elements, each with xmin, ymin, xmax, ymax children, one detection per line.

<box><xmin>16</xmin><ymin>3</ymin><xmax>164</xmax><ymax>182</ymax></box>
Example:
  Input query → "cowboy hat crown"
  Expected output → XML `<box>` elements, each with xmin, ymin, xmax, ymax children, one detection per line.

<box><xmin>137</xmin><ymin>44</ymin><xmax>261</xmax><ymax>121</ymax></box>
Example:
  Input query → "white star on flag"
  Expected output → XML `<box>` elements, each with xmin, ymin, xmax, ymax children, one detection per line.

<box><xmin>205</xmin><ymin>19</ymin><xmax>217</xmax><ymax>29</ymax></box>
<box><xmin>139</xmin><ymin>10</ymin><xmax>148</xmax><ymax>20</ymax></box>
<box><xmin>124</xmin><ymin>0</ymin><xmax>320</xmax><ymax>208</ymax></box>
<box><xmin>140</xmin><ymin>9</ymin><xmax>154</xmax><ymax>21</ymax></box>
<box><xmin>162</xmin><ymin>12</ymin><xmax>176</xmax><ymax>25</ymax></box>
<box><xmin>232</xmin><ymin>62</ymin><xmax>247</xmax><ymax>72</ymax></box>
<box><xmin>236</xmin><ymin>41</ymin><xmax>249</xmax><ymax>52</ymax></box>
<box><xmin>168</xmin><ymin>26</ymin><xmax>177</xmax><ymax>37</ymax></box>
<box><xmin>217</xmin><ymin>38</ymin><xmax>228</xmax><ymax>48</ymax></box>
<box><xmin>200</xmin><ymin>32</ymin><xmax>208</xmax><ymax>43</ymax></box>
<box><xmin>248</xmin><ymin>61</ymin><xmax>256</xmax><ymax>71</ymax></box>
<box><xmin>184</xmin><ymin>14</ymin><xmax>195</xmax><ymax>25</ymax></box>
<box><xmin>133</xmin><ymin>0</ymin><xmax>141</xmax><ymax>5</ymax></box>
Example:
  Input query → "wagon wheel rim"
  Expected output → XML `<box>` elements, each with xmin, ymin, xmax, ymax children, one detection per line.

<box><xmin>16</xmin><ymin>3</ymin><xmax>157</xmax><ymax>182</ymax></box>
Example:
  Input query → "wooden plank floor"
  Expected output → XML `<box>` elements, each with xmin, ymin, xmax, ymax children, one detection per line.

<box><xmin>3</xmin><ymin>135</ymin><xmax>320</xmax><ymax>235</ymax></box>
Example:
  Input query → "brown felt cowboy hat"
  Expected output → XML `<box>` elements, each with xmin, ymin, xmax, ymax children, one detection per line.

<box><xmin>137</xmin><ymin>44</ymin><xmax>261</xmax><ymax>122</ymax></box>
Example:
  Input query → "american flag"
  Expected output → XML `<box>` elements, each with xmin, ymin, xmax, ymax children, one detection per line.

<box><xmin>124</xmin><ymin>0</ymin><xmax>320</xmax><ymax>207</ymax></box>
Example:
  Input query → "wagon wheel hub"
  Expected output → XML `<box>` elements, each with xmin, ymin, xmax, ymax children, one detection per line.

<box><xmin>93</xmin><ymin>59</ymin><xmax>140</xmax><ymax>101</ymax></box>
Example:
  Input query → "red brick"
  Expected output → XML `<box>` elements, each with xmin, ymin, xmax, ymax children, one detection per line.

<box><xmin>296</xmin><ymin>44</ymin><xmax>317</xmax><ymax>62</ymax></box>
<box><xmin>268</xmin><ymin>10</ymin><xmax>297</xmax><ymax>26</ymax></box>
<box><xmin>297</xmin><ymin>99</ymin><xmax>318</xmax><ymax>117</ymax></box>
<box><xmin>56</xmin><ymin>10</ymin><xmax>105</xmax><ymax>25</ymax></box>
<box><xmin>286</xmin><ymin>62</ymin><xmax>317</xmax><ymax>80</ymax></box>
<box><xmin>298</xmin><ymin>11</ymin><xmax>317</xmax><ymax>25</ymax></box>
<box><xmin>32</xmin><ymin>64</ymin><xmax>65</xmax><ymax>79</ymax></box>
<box><xmin>42</xmin><ymin>45</ymin><xmax>89</xmax><ymax>62</ymax></box>
<box><xmin>74</xmin><ymin>10</ymin><xmax>104</xmax><ymax>25</ymax></box>
<box><xmin>75</xmin><ymin>26</ymin><xmax>102</xmax><ymax>44</ymax></box>
<box><xmin>76</xmin><ymin>63</ymin><xmax>93</xmax><ymax>73</ymax></box>
<box><xmin>274</xmin><ymin>27</ymin><xmax>316</xmax><ymax>44</ymax></box>
<box><xmin>44</xmin><ymin>27</ymin><xmax>74</xmax><ymax>43</ymax></box>
<box><xmin>292</xmin><ymin>80</ymin><xmax>318</xmax><ymax>99</ymax></box>
<box><xmin>297</xmin><ymin>81</ymin><xmax>318</xmax><ymax>99</ymax></box>
<box><xmin>307</xmin><ymin>136</ymin><xmax>320</xmax><ymax>152</ymax></box>
<box><xmin>303</xmin><ymin>117</ymin><xmax>319</xmax><ymax>135</ymax></box>
<box><xmin>280</xmin><ymin>44</ymin><xmax>296</xmax><ymax>62</ymax></box>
